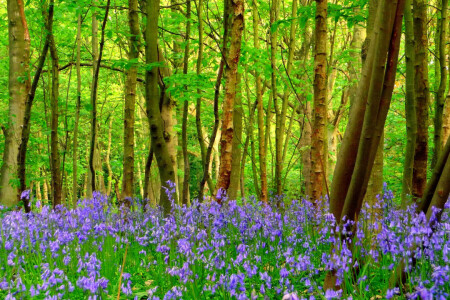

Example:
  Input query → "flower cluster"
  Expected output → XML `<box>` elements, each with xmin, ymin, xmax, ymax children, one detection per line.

<box><xmin>0</xmin><ymin>188</ymin><xmax>449</xmax><ymax>299</ymax></box>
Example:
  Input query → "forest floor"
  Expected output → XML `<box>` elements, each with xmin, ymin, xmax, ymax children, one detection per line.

<box><xmin>0</xmin><ymin>188</ymin><xmax>449</xmax><ymax>299</ymax></box>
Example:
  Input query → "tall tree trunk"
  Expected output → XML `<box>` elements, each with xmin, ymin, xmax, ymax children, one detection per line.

<box><xmin>411</xmin><ymin>0</ymin><xmax>429</xmax><ymax>199</ymax></box>
<box><xmin>216</xmin><ymin>0</ymin><xmax>244</xmax><ymax>199</ymax></box>
<box><xmin>105</xmin><ymin>116</ymin><xmax>113</xmax><ymax>196</ymax></box>
<box><xmin>401</xmin><ymin>0</ymin><xmax>417</xmax><ymax>204</ymax></box>
<box><xmin>146</xmin><ymin>0</ymin><xmax>178</xmax><ymax>214</ymax></box>
<box><xmin>89</xmin><ymin>0</ymin><xmax>111</xmax><ymax>194</ymax></box>
<box><xmin>269</xmin><ymin>0</ymin><xmax>282</xmax><ymax>196</ymax></box>
<box><xmin>278</xmin><ymin>0</ymin><xmax>298</xmax><ymax>197</ymax></box>
<box><xmin>195</xmin><ymin>0</ymin><xmax>207</xmax><ymax>196</ymax></box>
<box><xmin>325</xmin><ymin>0</ymin><xmax>404</xmax><ymax>290</ymax></box>
<box><xmin>72</xmin><ymin>13</ymin><xmax>82</xmax><ymax>206</ymax></box>
<box><xmin>122</xmin><ymin>0</ymin><xmax>141</xmax><ymax>202</ymax></box>
<box><xmin>433</xmin><ymin>0</ymin><xmax>448</xmax><ymax>165</ymax></box>
<box><xmin>228</xmin><ymin>73</ymin><xmax>243</xmax><ymax>200</ymax></box>
<box><xmin>310</xmin><ymin>0</ymin><xmax>328</xmax><ymax>201</ymax></box>
<box><xmin>329</xmin><ymin>0</ymin><xmax>401</xmax><ymax>223</ymax></box>
<box><xmin>48</xmin><ymin>0</ymin><xmax>62</xmax><ymax>207</ymax></box>
<box><xmin>17</xmin><ymin>1</ymin><xmax>54</xmax><ymax>211</ymax></box>
<box><xmin>251</xmin><ymin>0</ymin><xmax>268</xmax><ymax>203</ymax></box>
<box><xmin>181</xmin><ymin>0</ymin><xmax>191</xmax><ymax>206</ymax></box>
<box><xmin>363</xmin><ymin>0</ymin><xmax>383</xmax><ymax>207</ymax></box>
<box><xmin>0</xmin><ymin>0</ymin><xmax>31</xmax><ymax>207</ymax></box>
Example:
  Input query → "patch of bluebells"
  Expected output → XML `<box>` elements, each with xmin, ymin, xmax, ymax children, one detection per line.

<box><xmin>0</xmin><ymin>186</ymin><xmax>449</xmax><ymax>299</ymax></box>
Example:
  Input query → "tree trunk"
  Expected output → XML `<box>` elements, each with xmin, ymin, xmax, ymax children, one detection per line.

<box><xmin>433</xmin><ymin>0</ymin><xmax>448</xmax><ymax>166</ymax></box>
<box><xmin>216</xmin><ymin>0</ymin><xmax>244</xmax><ymax>199</ymax></box>
<box><xmin>198</xmin><ymin>0</ymin><xmax>231</xmax><ymax>201</ymax></box>
<box><xmin>228</xmin><ymin>73</ymin><xmax>243</xmax><ymax>200</ymax></box>
<box><xmin>269</xmin><ymin>0</ymin><xmax>282</xmax><ymax>197</ymax></box>
<box><xmin>401</xmin><ymin>0</ymin><xmax>417</xmax><ymax>205</ymax></box>
<box><xmin>411</xmin><ymin>0</ymin><xmax>429</xmax><ymax>199</ymax></box>
<box><xmin>89</xmin><ymin>0</ymin><xmax>110</xmax><ymax>194</ymax></box>
<box><xmin>195</xmin><ymin>0</ymin><xmax>207</xmax><ymax>195</ymax></box>
<box><xmin>363</xmin><ymin>0</ymin><xmax>383</xmax><ymax>207</ymax></box>
<box><xmin>329</xmin><ymin>0</ymin><xmax>401</xmax><ymax>223</ymax></box>
<box><xmin>72</xmin><ymin>13</ymin><xmax>82</xmax><ymax>207</ymax></box>
<box><xmin>180</xmin><ymin>0</ymin><xmax>191</xmax><ymax>206</ymax></box>
<box><xmin>146</xmin><ymin>0</ymin><xmax>178</xmax><ymax>214</ymax></box>
<box><xmin>49</xmin><ymin>2</ymin><xmax>62</xmax><ymax>208</ymax></box>
<box><xmin>325</xmin><ymin>0</ymin><xmax>404</xmax><ymax>290</ymax></box>
<box><xmin>105</xmin><ymin>116</ymin><xmax>113</xmax><ymax>196</ymax></box>
<box><xmin>310</xmin><ymin>0</ymin><xmax>328</xmax><ymax>201</ymax></box>
<box><xmin>251</xmin><ymin>0</ymin><xmax>268</xmax><ymax>203</ymax></box>
<box><xmin>121</xmin><ymin>0</ymin><xmax>140</xmax><ymax>202</ymax></box>
<box><xmin>0</xmin><ymin>0</ymin><xmax>31</xmax><ymax>207</ymax></box>
<box><xmin>17</xmin><ymin>1</ymin><xmax>54</xmax><ymax>211</ymax></box>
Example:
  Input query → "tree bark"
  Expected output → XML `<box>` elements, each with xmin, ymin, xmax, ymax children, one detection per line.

<box><xmin>401</xmin><ymin>0</ymin><xmax>417</xmax><ymax>205</ymax></box>
<box><xmin>17</xmin><ymin>1</ymin><xmax>54</xmax><ymax>211</ymax></box>
<box><xmin>329</xmin><ymin>0</ymin><xmax>400</xmax><ymax>223</ymax></box>
<box><xmin>181</xmin><ymin>0</ymin><xmax>191</xmax><ymax>206</ymax></box>
<box><xmin>0</xmin><ymin>0</ymin><xmax>31</xmax><ymax>207</ymax></box>
<box><xmin>251</xmin><ymin>0</ymin><xmax>268</xmax><ymax>203</ymax></box>
<box><xmin>146</xmin><ymin>0</ymin><xmax>178</xmax><ymax>214</ymax></box>
<box><xmin>72</xmin><ymin>13</ymin><xmax>82</xmax><ymax>207</ymax></box>
<box><xmin>363</xmin><ymin>0</ymin><xmax>383</xmax><ymax>208</ymax></box>
<box><xmin>122</xmin><ymin>0</ymin><xmax>141</xmax><ymax>202</ymax></box>
<box><xmin>228</xmin><ymin>73</ymin><xmax>243</xmax><ymax>200</ymax></box>
<box><xmin>198</xmin><ymin>0</ymin><xmax>231</xmax><ymax>201</ymax></box>
<box><xmin>310</xmin><ymin>0</ymin><xmax>328</xmax><ymax>201</ymax></box>
<box><xmin>411</xmin><ymin>0</ymin><xmax>429</xmax><ymax>199</ymax></box>
<box><xmin>216</xmin><ymin>0</ymin><xmax>244</xmax><ymax>199</ymax></box>
<box><xmin>433</xmin><ymin>0</ymin><xmax>448</xmax><ymax>166</ymax></box>
<box><xmin>89</xmin><ymin>0</ymin><xmax>111</xmax><ymax>194</ymax></box>
<box><xmin>49</xmin><ymin>0</ymin><xmax>62</xmax><ymax>208</ymax></box>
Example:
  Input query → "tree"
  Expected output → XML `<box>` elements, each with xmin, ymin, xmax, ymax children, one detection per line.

<box><xmin>412</xmin><ymin>0</ymin><xmax>430</xmax><ymax>199</ymax></box>
<box><xmin>251</xmin><ymin>0</ymin><xmax>268</xmax><ymax>203</ymax></box>
<box><xmin>433</xmin><ymin>0</ymin><xmax>448</xmax><ymax>166</ymax></box>
<box><xmin>17</xmin><ymin>0</ymin><xmax>54</xmax><ymax>211</ymax></box>
<box><xmin>401</xmin><ymin>0</ymin><xmax>417</xmax><ymax>205</ymax></box>
<box><xmin>122</xmin><ymin>0</ymin><xmax>141</xmax><ymax>202</ymax></box>
<box><xmin>326</xmin><ymin>0</ymin><xmax>405</xmax><ymax>289</ymax></box>
<box><xmin>216</xmin><ymin>0</ymin><xmax>245</xmax><ymax>198</ymax></box>
<box><xmin>310</xmin><ymin>0</ymin><xmax>328</xmax><ymax>201</ymax></box>
<box><xmin>146</xmin><ymin>0</ymin><xmax>178</xmax><ymax>214</ymax></box>
<box><xmin>0</xmin><ymin>0</ymin><xmax>31</xmax><ymax>207</ymax></box>
<box><xmin>48</xmin><ymin>0</ymin><xmax>62</xmax><ymax>207</ymax></box>
<box><xmin>89</xmin><ymin>1</ymin><xmax>110</xmax><ymax>195</ymax></box>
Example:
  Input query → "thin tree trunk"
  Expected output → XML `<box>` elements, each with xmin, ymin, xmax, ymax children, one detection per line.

<box><xmin>251</xmin><ymin>0</ymin><xmax>268</xmax><ymax>203</ymax></box>
<box><xmin>89</xmin><ymin>0</ymin><xmax>111</xmax><ymax>193</ymax></box>
<box><xmin>180</xmin><ymin>0</ymin><xmax>191</xmax><ymax>206</ymax></box>
<box><xmin>310</xmin><ymin>0</ymin><xmax>328</xmax><ymax>201</ymax></box>
<box><xmin>17</xmin><ymin>1</ymin><xmax>53</xmax><ymax>211</ymax></box>
<box><xmin>228</xmin><ymin>73</ymin><xmax>243</xmax><ymax>200</ymax></box>
<box><xmin>198</xmin><ymin>0</ymin><xmax>231</xmax><ymax>201</ymax></box>
<box><xmin>72</xmin><ymin>13</ymin><xmax>82</xmax><ymax>207</ymax></box>
<box><xmin>433</xmin><ymin>0</ymin><xmax>448</xmax><ymax>165</ymax></box>
<box><xmin>411</xmin><ymin>0</ymin><xmax>429</xmax><ymax>199</ymax></box>
<box><xmin>0</xmin><ymin>0</ymin><xmax>31</xmax><ymax>207</ymax></box>
<box><xmin>49</xmin><ymin>1</ymin><xmax>62</xmax><ymax>207</ymax></box>
<box><xmin>122</xmin><ymin>0</ymin><xmax>140</xmax><ymax>202</ymax></box>
<box><xmin>363</xmin><ymin>0</ymin><xmax>383</xmax><ymax>207</ymax></box>
<box><xmin>106</xmin><ymin>116</ymin><xmax>113</xmax><ymax>195</ymax></box>
<box><xmin>269</xmin><ymin>0</ymin><xmax>282</xmax><ymax>196</ymax></box>
<box><xmin>195</xmin><ymin>0</ymin><xmax>206</xmax><ymax>193</ymax></box>
<box><xmin>401</xmin><ymin>0</ymin><xmax>417</xmax><ymax>205</ymax></box>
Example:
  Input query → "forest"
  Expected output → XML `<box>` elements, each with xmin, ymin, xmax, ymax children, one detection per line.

<box><xmin>1</xmin><ymin>0</ymin><xmax>450</xmax><ymax>299</ymax></box>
